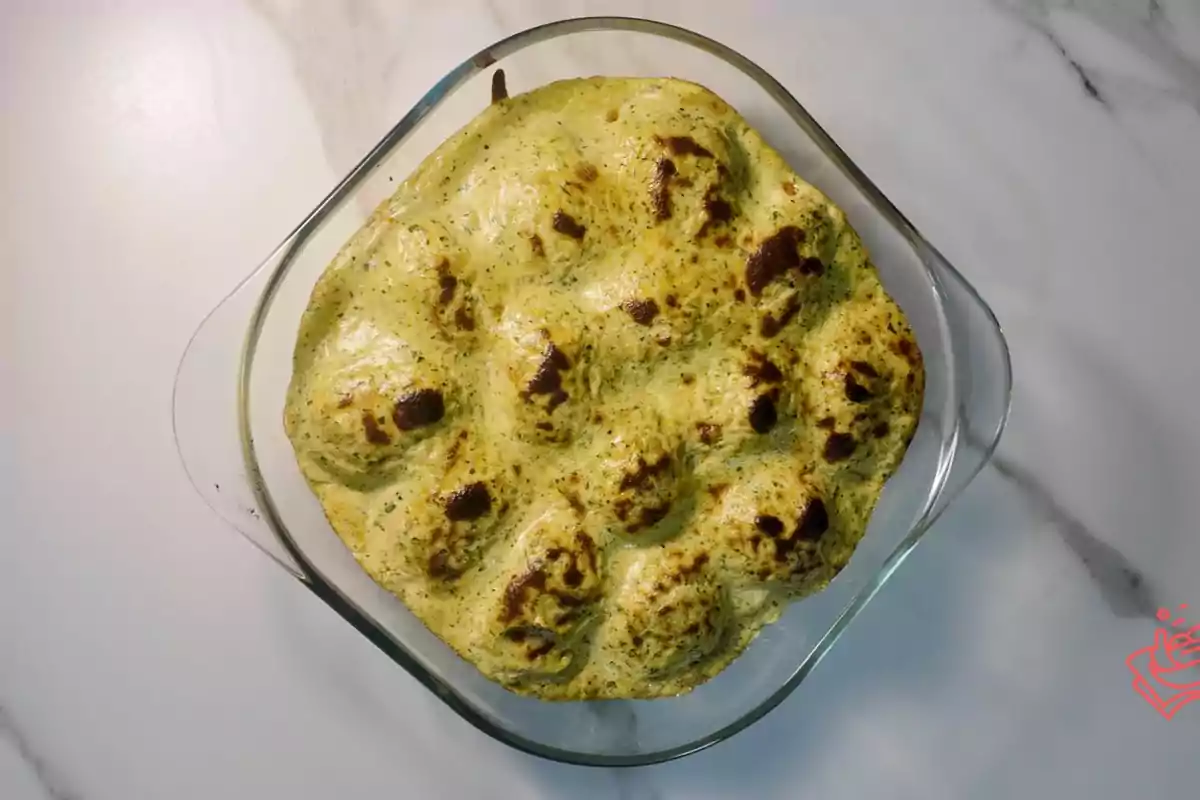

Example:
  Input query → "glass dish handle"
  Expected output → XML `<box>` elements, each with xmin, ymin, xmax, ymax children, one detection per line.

<box><xmin>172</xmin><ymin>250</ymin><xmax>304</xmax><ymax>578</ymax></box>
<box><xmin>923</xmin><ymin>241</ymin><xmax>1013</xmax><ymax>520</ymax></box>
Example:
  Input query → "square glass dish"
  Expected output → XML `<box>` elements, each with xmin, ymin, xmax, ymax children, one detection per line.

<box><xmin>173</xmin><ymin>18</ymin><xmax>1011</xmax><ymax>766</ymax></box>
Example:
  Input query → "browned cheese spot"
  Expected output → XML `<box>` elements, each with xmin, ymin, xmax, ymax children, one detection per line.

<box><xmin>454</xmin><ymin>307</ymin><xmax>475</xmax><ymax>331</ymax></box>
<box><xmin>650</xmin><ymin>158</ymin><xmax>676</xmax><ymax>221</ymax></box>
<box><xmin>894</xmin><ymin>338</ymin><xmax>916</xmax><ymax>361</ymax></box>
<box><xmin>575</xmin><ymin>162</ymin><xmax>599</xmax><ymax>182</ymax></box>
<box><xmin>705</xmin><ymin>191</ymin><xmax>733</xmax><ymax>224</ymax></box>
<box><xmin>621</xmin><ymin>298</ymin><xmax>660</xmax><ymax>325</ymax></box>
<box><xmin>755</xmin><ymin>515</ymin><xmax>785</xmax><ymax>536</ymax></box>
<box><xmin>749</xmin><ymin>394</ymin><xmax>778</xmax><ymax>433</ymax></box>
<box><xmin>692</xmin><ymin>184</ymin><xmax>733</xmax><ymax>239</ymax></box>
<box><xmin>744</xmin><ymin>351</ymin><xmax>784</xmax><ymax>387</ymax></box>
<box><xmin>393</xmin><ymin>389</ymin><xmax>445</xmax><ymax>430</ymax></box>
<box><xmin>764</xmin><ymin>497</ymin><xmax>829</xmax><ymax>565</ymax></box>
<box><xmin>445</xmin><ymin>431</ymin><xmax>466</xmax><ymax>465</ymax></box>
<box><xmin>796</xmin><ymin>498</ymin><xmax>829</xmax><ymax>541</ymax></box>
<box><xmin>521</xmin><ymin>343</ymin><xmax>571</xmax><ymax>413</ymax></box>
<box><xmin>657</xmin><ymin>135</ymin><xmax>714</xmax><ymax>158</ymax></box>
<box><xmin>436</xmin><ymin>258</ymin><xmax>457</xmax><ymax>305</ymax></box>
<box><xmin>427</xmin><ymin>548</ymin><xmax>459</xmax><ymax>580</ymax></box>
<box><xmin>619</xmin><ymin>454</ymin><xmax>672</xmax><ymax>491</ymax></box>
<box><xmin>551</xmin><ymin>211</ymin><xmax>585</xmax><ymax>239</ymax></box>
<box><xmin>362</xmin><ymin>411</ymin><xmax>392</xmax><ymax>444</ymax></box>
<box><xmin>614</xmin><ymin>498</ymin><xmax>631</xmax><ymax>522</ymax></box>
<box><xmin>679</xmin><ymin>553</ymin><xmax>710</xmax><ymax>576</ymax></box>
<box><xmin>824</xmin><ymin>432</ymin><xmax>857</xmax><ymax>462</ymax></box>
<box><xmin>850</xmin><ymin>360</ymin><xmax>879</xmax><ymax>378</ymax></box>
<box><xmin>628</xmin><ymin>503</ymin><xmax>670</xmax><ymax>532</ymax></box>
<box><xmin>799</xmin><ymin>257</ymin><xmax>825</xmax><ymax>276</ymax></box>
<box><xmin>527</xmin><ymin>638</ymin><xmax>555</xmax><ymax>660</ymax></box>
<box><xmin>576</xmin><ymin>531</ymin><xmax>598</xmax><ymax>573</ymax></box>
<box><xmin>760</xmin><ymin>295</ymin><xmax>802</xmax><ymax>338</ymax></box>
<box><xmin>844</xmin><ymin>374</ymin><xmax>872</xmax><ymax>403</ymax></box>
<box><xmin>444</xmin><ymin>482</ymin><xmax>492</xmax><ymax>521</ymax></box>
<box><xmin>563</xmin><ymin>559</ymin><xmax>584</xmax><ymax>587</ymax></box>
<box><xmin>502</xmin><ymin>567</ymin><xmax>547</xmax><ymax>622</ymax></box>
<box><xmin>563</xmin><ymin>491</ymin><xmax>586</xmax><ymax>516</ymax></box>
<box><xmin>745</xmin><ymin>226</ymin><xmax>805</xmax><ymax>296</ymax></box>
<box><xmin>696</xmin><ymin>421</ymin><xmax>721</xmax><ymax>444</ymax></box>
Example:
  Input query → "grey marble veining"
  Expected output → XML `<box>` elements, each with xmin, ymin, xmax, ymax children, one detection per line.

<box><xmin>984</xmin><ymin>446</ymin><xmax>1157</xmax><ymax>619</ymax></box>
<box><xmin>0</xmin><ymin>706</ymin><xmax>80</xmax><ymax>800</ymax></box>
<box><xmin>994</xmin><ymin>0</ymin><xmax>1200</xmax><ymax>109</ymax></box>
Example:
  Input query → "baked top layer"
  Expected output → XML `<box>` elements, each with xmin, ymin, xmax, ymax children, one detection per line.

<box><xmin>284</xmin><ymin>77</ymin><xmax>924</xmax><ymax>699</ymax></box>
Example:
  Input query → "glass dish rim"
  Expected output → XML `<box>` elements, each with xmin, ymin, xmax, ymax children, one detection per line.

<box><xmin>221</xmin><ymin>15</ymin><xmax>1012</xmax><ymax>767</ymax></box>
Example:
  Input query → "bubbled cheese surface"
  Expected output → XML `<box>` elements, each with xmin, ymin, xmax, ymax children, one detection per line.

<box><xmin>284</xmin><ymin>77</ymin><xmax>924</xmax><ymax>699</ymax></box>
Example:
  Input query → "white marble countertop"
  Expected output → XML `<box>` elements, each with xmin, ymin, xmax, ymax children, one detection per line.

<box><xmin>4</xmin><ymin>0</ymin><xmax>1200</xmax><ymax>797</ymax></box>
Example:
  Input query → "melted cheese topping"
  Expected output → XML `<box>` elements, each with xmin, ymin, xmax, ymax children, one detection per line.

<box><xmin>284</xmin><ymin>77</ymin><xmax>924</xmax><ymax>699</ymax></box>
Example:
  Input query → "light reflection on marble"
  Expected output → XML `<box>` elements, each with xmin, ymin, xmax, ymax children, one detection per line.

<box><xmin>4</xmin><ymin>0</ymin><xmax>1200</xmax><ymax>798</ymax></box>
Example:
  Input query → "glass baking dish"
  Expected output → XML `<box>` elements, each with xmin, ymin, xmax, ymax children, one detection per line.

<box><xmin>172</xmin><ymin>17</ymin><xmax>1011</xmax><ymax>767</ymax></box>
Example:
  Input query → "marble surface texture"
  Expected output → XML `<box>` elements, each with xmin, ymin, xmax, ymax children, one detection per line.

<box><xmin>4</xmin><ymin>0</ymin><xmax>1200</xmax><ymax>797</ymax></box>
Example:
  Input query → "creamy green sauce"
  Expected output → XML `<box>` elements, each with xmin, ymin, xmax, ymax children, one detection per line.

<box><xmin>284</xmin><ymin>77</ymin><xmax>923</xmax><ymax>699</ymax></box>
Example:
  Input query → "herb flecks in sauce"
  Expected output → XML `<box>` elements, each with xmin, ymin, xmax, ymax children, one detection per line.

<box><xmin>284</xmin><ymin>77</ymin><xmax>924</xmax><ymax>701</ymax></box>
